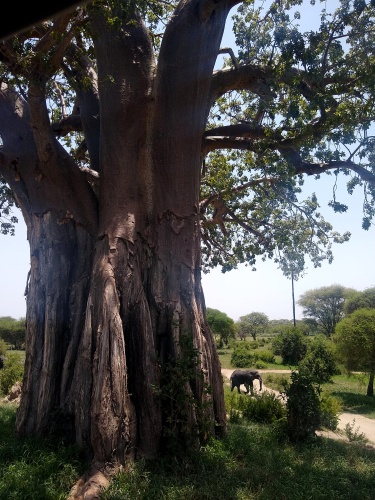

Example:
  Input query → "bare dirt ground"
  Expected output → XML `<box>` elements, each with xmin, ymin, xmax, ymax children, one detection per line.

<box><xmin>221</xmin><ymin>368</ymin><xmax>375</xmax><ymax>447</ymax></box>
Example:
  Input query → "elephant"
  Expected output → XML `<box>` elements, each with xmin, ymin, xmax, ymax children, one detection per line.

<box><xmin>230</xmin><ymin>369</ymin><xmax>263</xmax><ymax>395</ymax></box>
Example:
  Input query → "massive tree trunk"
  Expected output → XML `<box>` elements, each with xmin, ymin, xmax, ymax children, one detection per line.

<box><xmin>0</xmin><ymin>0</ymin><xmax>231</xmax><ymax>492</ymax></box>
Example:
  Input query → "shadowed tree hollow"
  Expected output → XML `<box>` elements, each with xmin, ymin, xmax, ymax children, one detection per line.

<box><xmin>1</xmin><ymin>0</ymin><xmax>375</xmax><ymax>495</ymax></box>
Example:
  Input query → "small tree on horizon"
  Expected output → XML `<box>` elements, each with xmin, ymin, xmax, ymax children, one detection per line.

<box><xmin>298</xmin><ymin>285</ymin><xmax>357</xmax><ymax>337</ymax></box>
<box><xmin>237</xmin><ymin>312</ymin><xmax>269</xmax><ymax>341</ymax></box>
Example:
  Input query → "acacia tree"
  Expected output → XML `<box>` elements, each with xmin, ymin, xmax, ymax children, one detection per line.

<box><xmin>1</xmin><ymin>0</ymin><xmax>375</xmax><ymax>495</ymax></box>
<box><xmin>298</xmin><ymin>285</ymin><xmax>357</xmax><ymax>337</ymax></box>
<box><xmin>237</xmin><ymin>312</ymin><xmax>269</xmax><ymax>340</ymax></box>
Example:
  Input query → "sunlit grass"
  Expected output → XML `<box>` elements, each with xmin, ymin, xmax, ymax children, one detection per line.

<box><xmin>2</xmin><ymin>381</ymin><xmax>375</xmax><ymax>499</ymax></box>
<box><xmin>321</xmin><ymin>373</ymin><xmax>375</xmax><ymax>419</ymax></box>
<box><xmin>101</xmin><ymin>424</ymin><xmax>375</xmax><ymax>500</ymax></box>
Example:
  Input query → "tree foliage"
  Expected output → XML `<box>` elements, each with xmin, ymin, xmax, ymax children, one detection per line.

<box><xmin>333</xmin><ymin>308</ymin><xmax>375</xmax><ymax>396</ymax></box>
<box><xmin>344</xmin><ymin>286</ymin><xmax>375</xmax><ymax>315</ymax></box>
<box><xmin>298</xmin><ymin>334</ymin><xmax>338</xmax><ymax>384</ymax></box>
<box><xmin>272</xmin><ymin>327</ymin><xmax>308</xmax><ymax>365</ymax></box>
<box><xmin>206</xmin><ymin>308</ymin><xmax>236</xmax><ymax>347</ymax></box>
<box><xmin>237</xmin><ymin>312</ymin><xmax>269</xmax><ymax>340</ymax></box>
<box><xmin>297</xmin><ymin>285</ymin><xmax>356</xmax><ymax>337</ymax></box>
<box><xmin>0</xmin><ymin>317</ymin><xmax>26</xmax><ymax>350</ymax></box>
<box><xmin>282</xmin><ymin>371</ymin><xmax>322</xmax><ymax>443</ymax></box>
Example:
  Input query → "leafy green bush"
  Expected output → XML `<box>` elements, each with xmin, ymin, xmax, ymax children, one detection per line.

<box><xmin>256</xmin><ymin>350</ymin><xmax>275</xmax><ymax>364</ymax></box>
<box><xmin>255</xmin><ymin>360</ymin><xmax>267</xmax><ymax>369</ymax></box>
<box><xmin>272</xmin><ymin>328</ymin><xmax>308</xmax><ymax>365</ymax></box>
<box><xmin>319</xmin><ymin>393</ymin><xmax>342</xmax><ymax>430</ymax></box>
<box><xmin>283</xmin><ymin>371</ymin><xmax>322</xmax><ymax>443</ymax></box>
<box><xmin>224</xmin><ymin>386</ymin><xmax>285</xmax><ymax>424</ymax></box>
<box><xmin>344</xmin><ymin>419</ymin><xmax>368</xmax><ymax>443</ymax></box>
<box><xmin>231</xmin><ymin>343</ymin><xmax>275</xmax><ymax>368</ymax></box>
<box><xmin>0</xmin><ymin>353</ymin><xmax>24</xmax><ymax>395</ymax></box>
<box><xmin>299</xmin><ymin>335</ymin><xmax>339</xmax><ymax>384</ymax></box>
<box><xmin>230</xmin><ymin>343</ymin><xmax>257</xmax><ymax>367</ymax></box>
<box><xmin>239</xmin><ymin>391</ymin><xmax>286</xmax><ymax>423</ymax></box>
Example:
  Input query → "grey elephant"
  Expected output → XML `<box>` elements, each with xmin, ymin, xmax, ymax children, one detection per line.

<box><xmin>230</xmin><ymin>369</ymin><xmax>262</xmax><ymax>395</ymax></box>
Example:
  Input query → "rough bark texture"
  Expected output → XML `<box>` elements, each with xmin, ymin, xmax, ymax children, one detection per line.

<box><xmin>0</xmin><ymin>0</ymin><xmax>231</xmax><ymax>492</ymax></box>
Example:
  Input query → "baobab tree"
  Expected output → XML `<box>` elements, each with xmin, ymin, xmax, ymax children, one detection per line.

<box><xmin>1</xmin><ymin>0</ymin><xmax>375</xmax><ymax>496</ymax></box>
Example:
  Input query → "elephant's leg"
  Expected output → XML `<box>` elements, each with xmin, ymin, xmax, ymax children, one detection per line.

<box><xmin>237</xmin><ymin>384</ymin><xmax>241</xmax><ymax>394</ymax></box>
<box><xmin>249</xmin><ymin>380</ymin><xmax>254</xmax><ymax>396</ymax></box>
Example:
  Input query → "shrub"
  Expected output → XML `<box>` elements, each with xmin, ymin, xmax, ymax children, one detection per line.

<box><xmin>256</xmin><ymin>350</ymin><xmax>275</xmax><ymax>364</ymax></box>
<box><xmin>0</xmin><ymin>352</ymin><xmax>24</xmax><ymax>396</ymax></box>
<box><xmin>255</xmin><ymin>360</ymin><xmax>267</xmax><ymax>369</ymax></box>
<box><xmin>272</xmin><ymin>328</ymin><xmax>308</xmax><ymax>365</ymax></box>
<box><xmin>344</xmin><ymin>419</ymin><xmax>368</xmax><ymax>443</ymax></box>
<box><xmin>299</xmin><ymin>335</ymin><xmax>338</xmax><ymax>384</ymax></box>
<box><xmin>230</xmin><ymin>343</ymin><xmax>275</xmax><ymax>368</ymax></box>
<box><xmin>224</xmin><ymin>386</ymin><xmax>285</xmax><ymax>424</ymax></box>
<box><xmin>231</xmin><ymin>343</ymin><xmax>257</xmax><ymax>367</ymax></box>
<box><xmin>319</xmin><ymin>393</ymin><xmax>342</xmax><ymax>430</ymax></box>
<box><xmin>239</xmin><ymin>391</ymin><xmax>286</xmax><ymax>424</ymax></box>
<box><xmin>282</xmin><ymin>371</ymin><xmax>322</xmax><ymax>443</ymax></box>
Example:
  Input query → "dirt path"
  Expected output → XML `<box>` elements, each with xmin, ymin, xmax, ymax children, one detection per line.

<box><xmin>221</xmin><ymin>369</ymin><xmax>375</xmax><ymax>446</ymax></box>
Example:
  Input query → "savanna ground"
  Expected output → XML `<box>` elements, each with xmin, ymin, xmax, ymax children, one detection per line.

<box><xmin>1</xmin><ymin>343</ymin><xmax>375</xmax><ymax>499</ymax></box>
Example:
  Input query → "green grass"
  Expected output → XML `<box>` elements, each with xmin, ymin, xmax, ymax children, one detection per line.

<box><xmin>321</xmin><ymin>373</ymin><xmax>375</xmax><ymax>419</ymax></box>
<box><xmin>248</xmin><ymin>371</ymin><xmax>375</xmax><ymax>420</ymax></box>
<box><xmin>2</xmin><ymin>383</ymin><xmax>375</xmax><ymax>499</ymax></box>
<box><xmin>0</xmin><ymin>402</ymin><xmax>88</xmax><ymax>500</ymax></box>
<box><xmin>100</xmin><ymin>424</ymin><xmax>375</xmax><ymax>500</ymax></box>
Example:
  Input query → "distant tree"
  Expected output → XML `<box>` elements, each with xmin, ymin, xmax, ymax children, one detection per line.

<box><xmin>268</xmin><ymin>319</ymin><xmax>311</xmax><ymax>336</ymax></box>
<box><xmin>237</xmin><ymin>312</ymin><xmax>269</xmax><ymax>341</ymax></box>
<box><xmin>299</xmin><ymin>318</ymin><xmax>320</xmax><ymax>336</ymax></box>
<box><xmin>298</xmin><ymin>285</ymin><xmax>357</xmax><ymax>337</ymax></box>
<box><xmin>272</xmin><ymin>328</ymin><xmax>308</xmax><ymax>365</ymax></box>
<box><xmin>344</xmin><ymin>287</ymin><xmax>375</xmax><ymax>315</ymax></box>
<box><xmin>206</xmin><ymin>308</ymin><xmax>236</xmax><ymax>348</ymax></box>
<box><xmin>333</xmin><ymin>308</ymin><xmax>375</xmax><ymax>396</ymax></box>
<box><xmin>0</xmin><ymin>317</ymin><xmax>26</xmax><ymax>350</ymax></box>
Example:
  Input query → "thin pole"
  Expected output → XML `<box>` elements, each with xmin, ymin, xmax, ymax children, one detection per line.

<box><xmin>292</xmin><ymin>270</ymin><xmax>296</xmax><ymax>327</ymax></box>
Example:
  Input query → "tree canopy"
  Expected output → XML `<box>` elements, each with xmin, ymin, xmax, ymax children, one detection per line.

<box><xmin>344</xmin><ymin>286</ymin><xmax>375</xmax><ymax>315</ymax></box>
<box><xmin>206</xmin><ymin>307</ymin><xmax>236</xmax><ymax>346</ymax></box>
<box><xmin>237</xmin><ymin>311</ymin><xmax>269</xmax><ymax>340</ymax></box>
<box><xmin>333</xmin><ymin>308</ymin><xmax>375</xmax><ymax>396</ymax></box>
<box><xmin>297</xmin><ymin>284</ymin><xmax>356</xmax><ymax>336</ymax></box>
<box><xmin>2</xmin><ymin>1</ymin><xmax>375</xmax><ymax>272</ymax></box>
<box><xmin>0</xmin><ymin>317</ymin><xmax>25</xmax><ymax>350</ymax></box>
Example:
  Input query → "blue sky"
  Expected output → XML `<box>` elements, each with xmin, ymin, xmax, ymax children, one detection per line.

<box><xmin>1</xmin><ymin>0</ymin><xmax>374</xmax><ymax>321</ymax></box>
